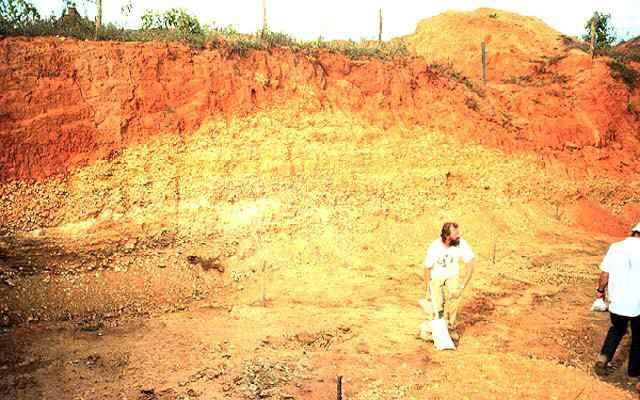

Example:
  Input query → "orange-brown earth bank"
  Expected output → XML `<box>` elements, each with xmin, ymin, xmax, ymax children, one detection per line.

<box><xmin>1</xmin><ymin>8</ymin><xmax>640</xmax><ymax>400</ymax></box>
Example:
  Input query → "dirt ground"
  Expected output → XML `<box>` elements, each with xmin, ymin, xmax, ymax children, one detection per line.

<box><xmin>1</xmin><ymin>107</ymin><xmax>639</xmax><ymax>399</ymax></box>
<box><xmin>1</xmin><ymin>232</ymin><xmax>639</xmax><ymax>399</ymax></box>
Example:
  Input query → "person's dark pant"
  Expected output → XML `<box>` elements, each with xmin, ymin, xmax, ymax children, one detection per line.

<box><xmin>600</xmin><ymin>312</ymin><xmax>640</xmax><ymax>377</ymax></box>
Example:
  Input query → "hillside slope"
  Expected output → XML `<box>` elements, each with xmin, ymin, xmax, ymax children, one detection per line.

<box><xmin>400</xmin><ymin>8</ymin><xmax>640</xmax><ymax>176</ymax></box>
<box><xmin>402</xmin><ymin>8</ymin><xmax>565</xmax><ymax>81</ymax></box>
<box><xmin>1</xmin><ymin>35</ymin><xmax>639</xmax><ymax>184</ymax></box>
<box><xmin>3</xmin><ymin>100</ymin><xmax>640</xmax><ymax>398</ymax></box>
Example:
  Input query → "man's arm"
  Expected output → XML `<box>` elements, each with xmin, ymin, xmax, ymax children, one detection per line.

<box><xmin>596</xmin><ymin>271</ymin><xmax>609</xmax><ymax>299</ymax></box>
<box><xmin>597</xmin><ymin>244</ymin><xmax>615</xmax><ymax>299</ymax></box>
<box><xmin>460</xmin><ymin>239</ymin><xmax>475</xmax><ymax>289</ymax></box>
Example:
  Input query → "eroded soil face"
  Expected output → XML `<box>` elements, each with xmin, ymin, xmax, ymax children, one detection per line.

<box><xmin>1</xmin><ymin>106</ymin><xmax>639</xmax><ymax>399</ymax></box>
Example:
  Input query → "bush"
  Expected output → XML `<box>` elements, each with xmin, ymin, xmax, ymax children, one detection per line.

<box><xmin>561</xmin><ymin>35</ymin><xmax>590</xmax><ymax>53</ymax></box>
<box><xmin>141</xmin><ymin>8</ymin><xmax>202</xmax><ymax>35</ymax></box>
<box><xmin>608</xmin><ymin>59</ymin><xmax>638</xmax><ymax>89</ymax></box>
<box><xmin>0</xmin><ymin>1</ymin><xmax>411</xmax><ymax>61</ymax></box>
<box><xmin>226</xmin><ymin>35</ymin><xmax>263</xmax><ymax>57</ymax></box>
<box><xmin>259</xmin><ymin>30</ymin><xmax>298</xmax><ymax>48</ymax></box>
<box><xmin>0</xmin><ymin>0</ymin><xmax>40</xmax><ymax>34</ymax></box>
<box><xmin>333</xmin><ymin>39</ymin><xmax>408</xmax><ymax>60</ymax></box>
<box><xmin>3</xmin><ymin>13</ymin><xmax>95</xmax><ymax>39</ymax></box>
<box><xmin>627</xmin><ymin>51</ymin><xmax>640</xmax><ymax>63</ymax></box>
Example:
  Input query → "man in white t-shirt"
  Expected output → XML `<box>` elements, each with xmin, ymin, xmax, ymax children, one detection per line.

<box><xmin>594</xmin><ymin>222</ymin><xmax>640</xmax><ymax>385</ymax></box>
<box><xmin>423</xmin><ymin>222</ymin><xmax>475</xmax><ymax>332</ymax></box>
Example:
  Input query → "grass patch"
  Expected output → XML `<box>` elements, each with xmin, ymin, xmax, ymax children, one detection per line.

<box><xmin>1</xmin><ymin>11</ymin><xmax>410</xmax><ymax>61</ymax></box>
<box><xmin>561</xmin><ymin>35</ymin><xmax>590</xmax><ymax>53</ymax></box>
<box><xmin>608</xmin><ymin>59</ymin><xmax>638</xmax><ymax>89</ymax></box>
<box><xmin>427</xmin><ymin>62</ymin><xmax>485</xmax><ymax>96</ymax></box>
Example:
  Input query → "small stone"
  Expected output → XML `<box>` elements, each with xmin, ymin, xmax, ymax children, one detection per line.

<box><xmin>356</xmin><ymin>342</ymin><xmax>370</xmax><ymax>354</ymax></box>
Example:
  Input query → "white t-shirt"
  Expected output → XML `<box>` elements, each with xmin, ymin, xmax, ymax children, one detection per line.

<box><xmin>424</xmin><ymin>238</ymin><xmax>474</xmax><ymax>280</ymax></box>
<box><xmin>600</xmin><ymin>237</ymin><xmax>640</xmax><ymax>317</ymax></box>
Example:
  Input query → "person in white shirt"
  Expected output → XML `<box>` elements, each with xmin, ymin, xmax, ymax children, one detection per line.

<box><xmin>423</xmin><ymin>222</ymin><xmax>475</xmax><ymax>333</ymax></box>
<box><xmin>594</xmin><ymin>222</ymin><xmax>640</xmax><ymax>384</ymax></box>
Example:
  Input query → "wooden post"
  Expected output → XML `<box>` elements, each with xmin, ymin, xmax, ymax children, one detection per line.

<box><xmin>261</xmin><ymin>261</ymin><xmax>267</xmax><ymax>306</ymax></box>
<box><xmin>262</xmin><ymin>0</ymin><xmax>268</xmax><ymax>36</ymax></box>
<box><xmin>378</xmin><ymin>8</ymin><xmax>383</xmax><ymax>43</ymax></box>
<box><xmin>336</xmin><ymin>376</ymin><xmax>343</xmax><ymax>400</ymax></box>
<box><xmin>481</xmin><ymin>41</ymin><xmax>487</xmax><ymax>84</ymax></box>
<box><xmin>590</xmin><ymin>13</ymin><xmax>597</xmax><ymax>58</ymax></box>
<box><xmin>95</xmin><ymin>0</ymin><xmax>102</xmax><ymax>39</ymax></box>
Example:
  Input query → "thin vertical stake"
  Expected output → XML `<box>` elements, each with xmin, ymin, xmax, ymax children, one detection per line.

<box><xmin>590</xmin><ymin>13</ymin><xmax>597</xmax><ymax>58</ymax></box>
<box><xmin>95</xmin><ymin>0</ymin><xmax>102</xmax><ymax>39</ymax></box>
<box><xmin>261</xmin><ymin>261</ymin><xmax>267</xmax><ymax>306</ymax></box>
<box><xmin>378</xmin><ymin>8</ymin><xmax>383</xmax><ymax>43</ymax></box>
<box><xmin>262</xmin><ymin>0</ymin><xmax>268</xmax><ymax>35</ymax></box>
<box><xmin>481</xmin><ymin>41</ymin><xmax>487</xmax><ymax>84</ymax></box>
<box><xmin>337</xmin><ymin>376</ymin><xmax>343</xmax><ymax>400</ymax></box>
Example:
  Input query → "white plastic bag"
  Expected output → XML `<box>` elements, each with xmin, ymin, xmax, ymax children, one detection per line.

<box><xmin>591</xmin><ymin>298</ymin><xmax>608</xmax><ymax>312</ymax></box>
<box><xmin>431</xmin><ymin>318</ymin><xmax>456</xmax><ymax>350</ymax></box>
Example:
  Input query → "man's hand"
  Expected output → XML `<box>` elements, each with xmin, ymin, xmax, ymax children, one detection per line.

<box><xmin>596</xmin><ymin>271</ymin><xmax>608</xmax><ymax>300</ymax></box>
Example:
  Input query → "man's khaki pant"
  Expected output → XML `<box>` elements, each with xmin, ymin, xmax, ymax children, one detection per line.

<box><xmin>428</xmin><ymin>275</ymin><xmax>462</xmax><ymax>327</ymax></box>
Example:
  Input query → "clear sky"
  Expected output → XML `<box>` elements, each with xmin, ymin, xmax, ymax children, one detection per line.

<box><xmin>32</xmin><ymin>0</ymin><xmax>640</xmax><ymax>42</ymax></box>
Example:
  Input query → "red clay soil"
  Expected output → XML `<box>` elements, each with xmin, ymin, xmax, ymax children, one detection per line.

<box><xmin>0</xmin><ymin>37</ymin><xmax>480</xmax><ymax>181</ymax></box>
<box><xmin>402</xmin><ymin>8</ymin><xmax>566</xmax><ymax>81</ymax></box>
<box><xmin>1</xmin><ymin>30</ymin><xmax>639</xmax><ymax>183</ymax></box>
<box><xmin>403</xmin><ymin>8</ymin><xmax>640</xmax><ymax>175</ymax></box>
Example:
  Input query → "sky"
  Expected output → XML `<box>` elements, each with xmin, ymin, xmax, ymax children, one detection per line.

<box><xmin>32</xmin><ymin>0</ymin><xmax>640</xmax><ymax>42</ymax></box>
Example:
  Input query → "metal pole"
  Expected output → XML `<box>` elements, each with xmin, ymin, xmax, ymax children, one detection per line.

<box><xmin>337</xmin><ymin>376</ymin><xmax>343</xmax><ymax>400</ymax></box>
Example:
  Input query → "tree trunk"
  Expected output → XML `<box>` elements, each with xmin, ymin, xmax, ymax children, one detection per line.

<box><xmin>590</xmin><ymin>14</ymin><xmax>597</xmax><ymax>58</ymax></box>
<box><xmin>95</xmin><ymin>0</ymin><xmax>102</xmax><ymax>40</ymax></box>
<box><xmin>262</xmin><ymin>0</ymin><xmax>268</xmax><ymax>36</ymax></box>
<box><xmin>378</xmin><ymin>8</ymin><xmax>383</xmax><ymax>43</ymax></box>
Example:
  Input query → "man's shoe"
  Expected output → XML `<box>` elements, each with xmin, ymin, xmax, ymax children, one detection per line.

<box><xmin>627</xmin><ymin>376</ymin><xmax>639</xmax><ymax>394</ymax></box>
<box><xmin>594</xmin><ymin>356</ymin><xmax>615</xmax><ymax>376</ymax></box>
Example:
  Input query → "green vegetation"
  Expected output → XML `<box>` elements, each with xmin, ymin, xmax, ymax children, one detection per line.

<box><xmin>608</xmin><ymin>59</ymin><xmax>638</xmax><ymax>89</ymax></box>
<box><xmin>0</xmin><ymin>0</ymin><xmax>40</xmax><ymax>33</ymax></box>
<box><xmin>141</xmin><ymin>8</ymin><xmax>202</xmax><ymax>35</ymax></box>
<box><xmin>582</xmin><ymin>12</ymin><xmax>616</xmax><ymax>53</ymax></box>
<box><xmin>561</xmin><ymin>14</ymin><xmax>637</xmax><ymax>90</ymax></box>
<box><xmin>428</xmin><ymin>62</ymin><xmax>486</xmax><ymax>97</ymax></box>
<box><xmin>0</xmin><ymin>0</ymin><xmax>409</xmax><ymax>61</ymax></box>
<box><xmin>561</xmin><ymin>35</ymin><xmax>590</xmax><ymax>53</ymax></box>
